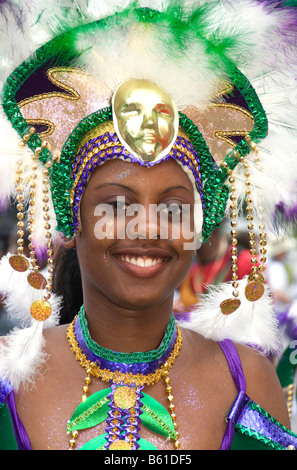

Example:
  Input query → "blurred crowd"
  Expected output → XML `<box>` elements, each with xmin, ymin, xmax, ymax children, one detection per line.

<box><xmin>173</xmin><ymin>220</ymin><xmax>297</xmax><ymax>337</ymax></box>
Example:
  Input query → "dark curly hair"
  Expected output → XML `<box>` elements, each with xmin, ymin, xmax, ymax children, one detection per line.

<box><xmin>52</xmin><ymin>246</ymin><xmax>83</xmax><ymax>324</ymax></box>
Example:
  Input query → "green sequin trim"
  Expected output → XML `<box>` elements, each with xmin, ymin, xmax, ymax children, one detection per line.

<box><xmin>78</xmin><ymin>305</ymin><xmax>176</xmax><ymax>363</ymax></box>
<box><xmin>234</xmin><ymin>423</ymin><xmax>285</xmax><ymax>451</ymax></box>
<box><xmin>1</xmin><ymin>7</ymin><xmax>268</xmax><ymax>241</ymax></box>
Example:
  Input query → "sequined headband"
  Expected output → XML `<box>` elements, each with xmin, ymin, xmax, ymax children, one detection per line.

<box><xmin>71</xmin><ymin>123</ymin><xmax>204</xmax><ymax>234</ymax></box>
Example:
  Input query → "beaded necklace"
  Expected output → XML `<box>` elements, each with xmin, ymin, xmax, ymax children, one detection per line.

<box><xmin>66</xmin><ymin>306</ymin><xmax>182</xmax><ymax>450</ymax></box>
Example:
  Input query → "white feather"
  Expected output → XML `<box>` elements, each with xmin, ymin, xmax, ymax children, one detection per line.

<box><xmin>0</xmin><ymin>322</ymin><xmax>47</xmax><ymax>390</ymax></box>
<box><xmin>74</xmin><ymin>13</ymin><xmax>222</xmax><ymax>111</ymax></box>
<box><xmin>179</xmin><ymin>277</ymin><xmax>281</xmax><ymax>356</ymax></box>
<box><xmin>0</xmin><ymin>253</ymin><xmax>61</xmax><ymax>328</ymax></box>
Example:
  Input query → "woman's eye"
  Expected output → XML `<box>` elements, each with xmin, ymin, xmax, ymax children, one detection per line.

<box><xmin>159</xmin><ymin>204</ymin><xmax>183</xmax><ymax>217</ymax></box>
<box><xmin>107</xmin><ymin>200</ymin><xmax>129</xmax><ymax>211</ymax></box>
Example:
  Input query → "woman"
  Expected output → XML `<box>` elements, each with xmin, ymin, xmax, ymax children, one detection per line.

<box><xmin>1</xmin><ymin>157</ymin><xmax>290</xmax><ymax>450</ymax></box>
<box><xmin>0</xmin><ymin>1</ymin><xmax>297</xmax><ymax>450</ymax></box>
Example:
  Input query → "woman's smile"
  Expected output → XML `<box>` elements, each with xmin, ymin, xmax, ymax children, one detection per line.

<box><xmin>112</xmin><ymin>246</ymin><xmax>172</xmax><ymax>277</ymax></box>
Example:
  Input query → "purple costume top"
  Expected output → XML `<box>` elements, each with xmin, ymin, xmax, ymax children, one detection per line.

<box><xmin>0</xmin><ymin>338</ymin><xmax>297</xmax><ymax>450</ymax></box>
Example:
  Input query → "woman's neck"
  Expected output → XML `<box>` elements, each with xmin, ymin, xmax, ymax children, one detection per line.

<box><xmin>82</xmin><ymin>292</ymin><xmax>174</xmax><ymax>354</ymax></box>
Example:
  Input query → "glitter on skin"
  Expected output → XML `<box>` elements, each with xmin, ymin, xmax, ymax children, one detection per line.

<box><xmin>118</xmin><ymin>170</ymin><xmax>131</xmax><ymax>180</ymax></box>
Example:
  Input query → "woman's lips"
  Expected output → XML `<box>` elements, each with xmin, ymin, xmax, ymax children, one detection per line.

<box><xmin>113</xmin><ymin>253</ymin><xmax>170</xmax><ymax>277</ymax></box>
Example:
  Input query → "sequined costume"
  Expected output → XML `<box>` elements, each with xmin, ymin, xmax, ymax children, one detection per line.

<box><xmin>1</xmin><ymin>337</ymin><xmax>296</xmax><ymax>451</ymax></box>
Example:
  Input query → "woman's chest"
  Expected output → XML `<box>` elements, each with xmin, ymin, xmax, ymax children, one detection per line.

<box><xmin>16</xmin><ymin>378</ymin><xmax>234</xmax><ymax>450</ymax></box>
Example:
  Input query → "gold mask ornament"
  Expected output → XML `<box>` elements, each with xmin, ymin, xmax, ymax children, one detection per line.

<box><xmin>112</xmin><ymin>79</ymin><xmax>179</xmax><ymax>162</ymax></box>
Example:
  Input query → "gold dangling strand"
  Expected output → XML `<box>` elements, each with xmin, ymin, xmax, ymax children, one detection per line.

<box><xmin>30</xmin><ymin>143</ymin><xmax>56</xmax><ymax>322</ymax></box>
<box><xmin>9</xmin><ymin>154</ymin><xmax>30</xmax><ymax>273</ymax></box>
<box><xmin>27</xmin><ymin>141</ymin><xmax>47</xmax><ymax>290</ymax></box>
<box><xmin>68</xmin><ymin>364</ymin><xmax>94</xmax><ymax>450</ymax></box>
<box><xmin>220</xmin><ymin>165</ymin><xmax>241</xmax><ymax>315</ymax></box>
<box><xmin>243</xmin><ymin>141</ymin><xmax>265</xmax><ymax>302</ymax></box>
<box><xmin>162</xmin><ymin>362</ymin><xmax>181</xmax><ymax>450</ymax></box>
<box><xmin>287</xmin><ymin>383</ymin><xmax>295</xmax><ymax>421</ymax></box>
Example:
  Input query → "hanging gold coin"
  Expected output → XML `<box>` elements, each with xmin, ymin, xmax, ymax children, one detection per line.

<box><xmin>9</xmin><ymin>255</ymin><xmax>29</xmax><ymax>272</ymax></box>
<box><xmin>30</xmin><ymin>299</ymin><xmax>52</xmax><ymax>321</ymax></box>
<box><xmin>245</xmin><ymin>280</ymin><xmax>265</xmax><ymax>302</ymax></box>
<box><xmin>114</xmin><ymin>386</ymin><xmax>137</xmax><ymax>410</ymax></box>
<box><xmin>109</xmin><ymin>439</ymin><xmax>132</xmax><ymax>451</ymax></box>
<box><xmin>27</xmin><ymin>271</ymin><xmax>47</xmax><ymax>290</ymax></box>
<box><xmin>220</xmin><ymin>298</ymin><xmax>241</xmax><ymax>315</ymax></box>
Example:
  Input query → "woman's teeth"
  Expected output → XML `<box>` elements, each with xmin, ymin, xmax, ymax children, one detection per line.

<box><xmin>119</xmin><ymin>255</ymin><xmax>164</xmax><ymax>267</ymax></box>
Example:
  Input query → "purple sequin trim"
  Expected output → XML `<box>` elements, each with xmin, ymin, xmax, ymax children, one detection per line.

<box><xmin>105</xmin><ymin>383</ymin><xmax>143</xmax><ymax>450</ymax></box>
<box><xmin>71</xmin><ymin>132</ymin><xmax>204</xmax><ymax>233</ymax></box>
<box><xmin>227</xmin><ymin>391</ymin><xmax>297</xmax><ymax>449</ymax></box>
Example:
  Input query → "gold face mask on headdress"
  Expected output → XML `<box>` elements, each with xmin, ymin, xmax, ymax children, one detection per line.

<box><xmin>112</xmin><ymin>79</ymin><xmax>179</xmax><ymax>162</ymax></box>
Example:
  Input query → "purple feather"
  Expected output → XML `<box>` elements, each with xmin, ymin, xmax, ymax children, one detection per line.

<box><xmin>276</xmin><ymin>201</ymin><xmax>297</xmax><ymax>223</ymax></box>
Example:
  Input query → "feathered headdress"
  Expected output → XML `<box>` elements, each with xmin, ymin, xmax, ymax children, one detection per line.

<box><xmin>0</xmin><ymin>0</ymin><xmax>296</xmax><ymax>387</ymax></box>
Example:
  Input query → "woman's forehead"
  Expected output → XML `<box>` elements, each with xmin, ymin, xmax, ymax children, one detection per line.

<box><xmin>87</xmin><ymin>158</ymin><xmax>194</xmax><ymax>192</ymax></box>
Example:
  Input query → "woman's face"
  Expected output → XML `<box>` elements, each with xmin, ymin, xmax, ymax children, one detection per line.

<box><xmin>74</xmin><ymin>158</ymin><xmax>197</xmax><ymax>311</ymax></box>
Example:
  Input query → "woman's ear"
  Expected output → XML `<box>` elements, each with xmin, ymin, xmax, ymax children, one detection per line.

<box><xmin>61</xmin><ymin>236</ymin><xmax>76</xmax><ymax>249</ymax></box>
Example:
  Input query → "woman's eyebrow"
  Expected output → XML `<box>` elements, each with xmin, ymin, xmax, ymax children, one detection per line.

<box><xmin>93</xmin><ymin>182</ymin><xmax>138</xmax><ymax>194</ymax></box>
<box><xmin>160</xmin><ymin>185</ymin><xmax>193</xmax><ymax>195</ymax></box>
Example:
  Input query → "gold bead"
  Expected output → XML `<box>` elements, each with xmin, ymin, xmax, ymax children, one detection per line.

<box><xmin>167</xmin><ymin>395</ymin><xmax>174</xmax><ymax>402</ymax></box>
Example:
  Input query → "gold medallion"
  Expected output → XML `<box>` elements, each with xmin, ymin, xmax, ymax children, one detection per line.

<box><xmin>109</xmin><ymin>439</ymin><xmax>132</xmax><ymax>451</ymax></box>
<box><xmin>114</xmin><ymin>386</ymin><xmax>137</xmax><ymax>410</ymax></box>
<box><xmin>220</xmin><ymin>298</ymin><xmax>241</xmax><ymax>315</ymax></box>
<box><xmin>9</xmin><ymin>255</ymin><xmax>29</xmax><ymax>272</ymax></box>
<box><xmin>27</xmin><ymin>271</ymin><xmax>47</xmax><ymax>290</ymax></box>
<box><xmin>30</xmin><ymin>299</ymin><xmax>52</xmax><ymax>321</ymax></box>
<box><xmin>245</xmin><ymin>280</ymin><xmax>265</xmax><ymax>302</ymax></box>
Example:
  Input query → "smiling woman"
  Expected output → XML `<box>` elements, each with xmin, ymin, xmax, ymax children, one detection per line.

<box><xmin>0</xmin><ymin>0</ymin><xmax>297</xmax><ymax>452</ymax></box>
